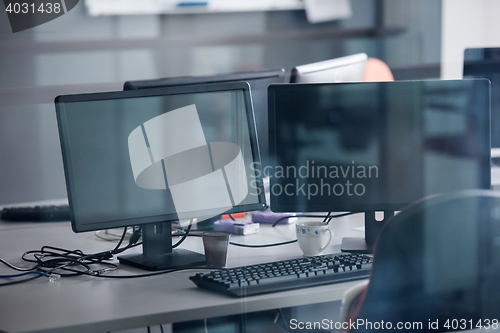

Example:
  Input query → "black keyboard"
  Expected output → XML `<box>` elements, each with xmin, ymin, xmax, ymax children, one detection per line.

<box><xmin>1</xmin><ymin>205</ymin><xmax>70</xmax><ymax>222</ymax></box>
<box><xmin>190</xmin><ymin>253</ymin><xmax>372</xmax><ymax>297</ymax></box>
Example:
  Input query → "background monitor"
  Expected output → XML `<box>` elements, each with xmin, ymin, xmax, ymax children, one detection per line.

<box><xmin>289</xmin><ymin>53</ymin><xmax>367</xmax><ymax>84</ymax></box>
<box><xmin>56</xmin><ymin>82</ymin><xmax>266</xmax><ymax>270</ymax></box>
<box><xmin>464</xmin><ymin>48</ymin><xmax>500</xmax><ymax>149</ymax></box>
<box><xmin>268</xmin><ymin>79</ymin><xmax>491</xmax><ymax>253</ymax></box>
<box><xmin>124</xmin><ymin>69</ymin><xmax>285</xmax><ymax>168</ymax></box>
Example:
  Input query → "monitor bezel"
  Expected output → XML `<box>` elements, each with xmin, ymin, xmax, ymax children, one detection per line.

<box><xmin>464</xmin><ymin>48</ymin><xmax>500</xmax><ymax>149</ymax></box>
<box><xmin>268</xmin><ymin>80</ymin><xmax>492</xmax><ymax>213</ymax></box>
<box><xmin>464</xmin><ymin>47</ymin><xmax>500</xmax><ymax>71</ymax></box>
<box><xmin>123</xmin><ymin>69</ymin><xmax>285</xmax><ymax>91</ymax></box>
<box><xmin>56</xmin><ymin>82</ymin><xmax>267</xmax><ymax>233</ymax></box>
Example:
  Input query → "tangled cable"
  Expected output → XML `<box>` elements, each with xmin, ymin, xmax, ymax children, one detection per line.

<box><xmin>0</xmin><ymin>226</ymin><xmax>142</xmax><ymax>286</ymax></box>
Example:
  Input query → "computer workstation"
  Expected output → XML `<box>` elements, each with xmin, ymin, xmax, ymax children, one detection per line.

<box><xmin>52</xmin><ymin>78</ymin><xmax>374</xmax><ymax>296</ymax></box>
<box><xmin>2</xmin><ymin>76</ymin><xmax>492</xmax><ymax>272</ymax></box>
<box><xmin>0</xmin><ymin>63</ymin><xmax>496</xmax><ymax>331</ymax></box>
<box><xmin>53</xmin><ymin>78</ymin><xmax>491</xmax><ymax>285</ymax></box>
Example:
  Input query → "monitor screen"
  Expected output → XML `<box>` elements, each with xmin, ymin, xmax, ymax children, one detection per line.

<box><xmin>464</xmin><ymin>48</ymin><xmax>500</xmax><ymax>148</ymax></box>
<box><xmin>290</xmin><ymin>53</ymin><xmax>367</xmax><ymax>84</ymax></box>
<box><xmin>56</xmin><ymin>83</ymin><xmax>266</xmax><ymax>232</ymax></box>
<box><xmin>268</xmin><ymin>80</ymin><xmax>491</xmax><ymax>212</ymax></box>
<box><xmin>124</xmin><ymin>69</ymin><xmax>285</xmax><ymax>168</ymax></box>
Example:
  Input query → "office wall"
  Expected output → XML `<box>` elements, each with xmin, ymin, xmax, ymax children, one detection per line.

<box><xmin>441</xmin><ymin>0</ymin><xmax>500</xmax><ymax>79</ymax></box>
<box><xmin>0</xmin><ymin>0</ymin><xmax>441</xmax><ymax>204</ymax></box>
<box><xmin>383</xmin><ymin>0</ymin><xmax>441</xmax><ymax>67</ymax></box>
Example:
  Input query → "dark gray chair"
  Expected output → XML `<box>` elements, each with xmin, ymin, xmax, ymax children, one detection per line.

<box><xmin>349</xmin><ymin>190</ymin><xmax>500</xmax><ymax>332</ymax></box>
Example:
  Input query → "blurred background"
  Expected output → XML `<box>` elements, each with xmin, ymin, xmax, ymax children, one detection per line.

<box><xmin>0</xmin><ymin>0</ymin><xmax>497</xmax><ymax>204</ymax></box>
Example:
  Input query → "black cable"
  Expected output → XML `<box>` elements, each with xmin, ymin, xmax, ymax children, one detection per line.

<box><xmin>229</xmin><ymin>212</ymin><xmax>357</xmax><ymax>247</ymax></box>
<box><xmin>181</xmin><ymin>231</ymin><xmax>295</xmax><ymax>248</ymax></box>
<box><xmin>83</xmin><ymin>266</ymin><xmax>214</xmax><ymax>279</ymax></box>
<box><xmin>322</xmin><ymin>212</ymin><xmax>331</xmax><ymax>223</ymax></box>
<box><xmin>271</xmin><ymin>214</ymin><xmax>324</xmax><ymax>227</ymax></box>
<box><xmin>1</xmin><ymin>224</ymin><xmax>196</xmax><ymax>285</ymax></box>
<box><xmin>112</xmin><ymin>227</ymin><xmax>127</xmax><ymax>252</ymax></box>
<box><xmin>160</xmin><ymin>324</ymin><xmax>164</xmax><ymax>333</ymax></box>
<box><xmin>325</xmin><ymin>212</ymin><xmax>355</xmax><ymax>224</ymax></box>
<box><xmin>147</xmin><ymin>326</ymin><xmax>151</xmax><ymax>333</ymax></box>
<box><xmin>0</xmin><ymin>273</ymin><xmax>42</xmax><ymax>287</ymax></box>
<box><xmin>272</xmin><ymin>212</ymin><xmax>356</xmax><ymax>227</ymax></box>
<box><xmin>229</xmin><ymin>239</ymin><xmax>297</xmax><ymax>247</ymax></box>
<box><xmin>21</xmin><ymin>247</ymin><xmax>120</xmax><ymax>277</ymax></box>
<box><xmin>84</xmin><ymin>226</ymin><xmax>140</xmax><ymax>261</ymax></box>
<box><xmin>178</xmin><ymin>231</ymin><xmax>294</xmax><ymax>248</ymax></box>
<box><xmin>0</xmin><ymin>258</ymin><xmax>38</xmax><ymax>272</ymax></box>
<box><xmin>0</xmin><ymin>271</ymin><xmax>50</xmax><ymax>279</ymax></box>
<box><xmin>128</xmin><ymin>226</ymin><xmax>142</xmax><ymax>246</ymax></box>
<box><xmin>228</xmin><ymin>214</ymin><xmax>236</xmax><ymax>221</ymax></box>
<box><xmin>6</xmin><ymin>229</ymin><xmax>143</xmax><ymax>283</ymax></box>
<box><xmin>172</xmin><ymin>220</ymin><xmax>193</xmax><ymax>248</ymax></box>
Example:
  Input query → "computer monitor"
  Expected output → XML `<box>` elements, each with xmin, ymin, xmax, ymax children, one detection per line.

<box><xmin>55</xmin><ymin>82</ymin><xmax>266</xmax><ymax>270</ymax></box>
<box><xmin>268</xmin><ymin>79</ymin><xmax>491</xmax><ymax>253</ymax></box>
<box><xmin>289</xmin><ymin>53</ymin><xmax>367</xmax><ymax>84</ymax></box>
<box><xmin>124</xmin><ymin>69</ymin><xmax>285</xmax><ymax>168</ymax></box>
<box><xmin>464</xmin><ymin>48</ymin><xmax>500</xmax><ymax>149</ymax></box>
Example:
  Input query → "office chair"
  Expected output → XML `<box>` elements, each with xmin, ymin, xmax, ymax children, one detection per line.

<box><xmin>341</xmin><ymin>190</ymin><xmax>500</xmax><ymax>332</ymax></box>
<box><xmin>363</xmin><ymin>58</ymin><xmax>394</xmax><ymax>82</ymax></box>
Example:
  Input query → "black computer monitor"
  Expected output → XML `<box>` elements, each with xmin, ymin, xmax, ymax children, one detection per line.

<box><xmin>268</xmin><ymin>80</ymin><xmax>491</xmax><ymax>253</ymax></box>
<box><xmin>289</xmin><ymin>53</ymin><xmax>367</xmax><ymax>84</ymax></box>
<box><xmin>124</xmin><ymin>69</ymin><xmax>285</xmax><ymax>168</ymax></box>
<box><xmin>55</xmin><ymin>82</ymin><xmax>266</xmax><ymax>270</ymax></box>
<box><xmin>464</xmin><ymin>48</ymin><xmax>500</xmax><ymax>149</ymax></box>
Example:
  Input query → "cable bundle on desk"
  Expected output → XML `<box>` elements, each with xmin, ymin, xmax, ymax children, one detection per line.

<box><xmin>0</xmin><ymin>222</ymin><xmax>216</xmax><ymax>285</ymax></box>
<box><xmin>0</xmin><ymin>226</ymin><xmax>142</xmax><ymax>286</ymax></box>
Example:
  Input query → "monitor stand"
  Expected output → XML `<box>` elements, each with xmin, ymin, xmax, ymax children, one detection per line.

<box><xmin>340</xmin><ymin>211</ymin><xmax>394</xmax><ymax>254</ymax></box>
<box><xmin>118</xmin><ymin>222</ymin><xmax>206</xmax><ymax>271</ymax></box>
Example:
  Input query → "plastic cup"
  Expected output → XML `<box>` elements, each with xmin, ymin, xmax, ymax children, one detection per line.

<box><xmin>202</xmin><ymin>232</ymin><xmax>230</xmax><ymax>268</ymax></box>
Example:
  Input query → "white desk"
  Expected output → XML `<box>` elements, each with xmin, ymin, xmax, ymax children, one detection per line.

<box><xmin>0</xmin><ymin>213</ymin><xmax>366</xmax><ymax>333</ymax></box>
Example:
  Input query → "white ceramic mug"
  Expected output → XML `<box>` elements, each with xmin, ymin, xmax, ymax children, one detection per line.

<box><xmin>296</xmin><ymin>222</ymin><xmax>333</xmax><ymax>256</ymax></box>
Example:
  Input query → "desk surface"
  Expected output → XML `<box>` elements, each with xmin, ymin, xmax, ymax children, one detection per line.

<box><xmin>0</xmin><ymin>212</ymin><xmax>366</xmax><ymax>333</ymax></box>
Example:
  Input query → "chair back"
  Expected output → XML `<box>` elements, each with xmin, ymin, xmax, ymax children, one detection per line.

<box><xmin>353</xmin><ymin>190</ymin><xmax>500</xmax><ymax>332</ymax></box>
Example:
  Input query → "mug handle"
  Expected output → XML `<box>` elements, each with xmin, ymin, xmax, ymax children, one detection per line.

<box><xmin>320</xmin><ymin>229</ymin><xmax>333</xmax><ymax>252</ymax></box>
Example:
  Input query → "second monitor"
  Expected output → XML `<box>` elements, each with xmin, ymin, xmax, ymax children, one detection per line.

<box><xmin>124</xmin><ymin>69</ymin><xmax>285</xmax><ymax>168</ymax></box>
<box><xmin>464</xmin><ymin>48</ymin><xmax>500</xmax><ymax>150</ymax></box>
<box><xmin>268</xmin><ymin>79</ymin><xmax>491</xmax><ymax>253</ymax></box>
